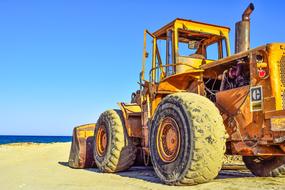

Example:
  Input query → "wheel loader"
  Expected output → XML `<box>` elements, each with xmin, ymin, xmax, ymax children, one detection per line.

<box><xmin>71</xmin><ymin>3</ymin><xmax>285</xmax><ymax>185</ymax></box>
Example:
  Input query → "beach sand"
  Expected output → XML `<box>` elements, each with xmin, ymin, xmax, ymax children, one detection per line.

<box><xmin>1</xmin><ymin>142</ymin><xmax>285</xmax><ymax>190</ymax></box>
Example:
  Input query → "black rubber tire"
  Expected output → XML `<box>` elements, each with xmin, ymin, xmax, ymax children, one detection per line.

<box><xmin>243</xmin><ymin>156</ymin><xmax>285</xmax><ymax>177</ymax></box>
<box><xmin>150</xmin><ymin>92</ymin><xmax>226</xmax><ymax>185</ymax></box>
<box><xmin>94</xmin><ymin>109</ymin><xmax>137</xmax><ymax>172</ymax></box>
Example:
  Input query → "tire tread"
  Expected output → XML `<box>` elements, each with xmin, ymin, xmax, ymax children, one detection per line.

<box><xmin>95</xmin><ymin>109</ymin><xmax>137</xmax><ymax>172</ymax></box>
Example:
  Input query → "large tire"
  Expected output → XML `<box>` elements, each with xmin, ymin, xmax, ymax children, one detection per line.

<box><xmin>94</xmin><ymin>109</ymin><xmax>137</xmax><ymax>172</ymax></box>
<box><xmin>243</xmin><ymin>156</ymin><xmax>285</xmax><ymax>177</ymax></box>
<box><xmin>150</xmin><ymin>92</ymin><xmax>226</xmax><ymax>185</ymax></box>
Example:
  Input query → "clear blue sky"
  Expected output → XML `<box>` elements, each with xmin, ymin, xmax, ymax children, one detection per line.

<box><xmin>0</xmin><ymin>0</ymin><xmax>284</xmax><ymax>136</ymax></box>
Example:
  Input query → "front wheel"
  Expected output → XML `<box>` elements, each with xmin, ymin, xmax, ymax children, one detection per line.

<box><xmin>94</xmin><ymin>109</ymin><xmax>137</xmax><ymax>172</ymax></box>
<box><xmin>150</xmin><ymin>92</ymin><xmax>226</xmax><ymax>185</ymax></box>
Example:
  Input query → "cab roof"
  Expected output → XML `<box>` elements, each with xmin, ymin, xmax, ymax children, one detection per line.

<box><xmin>153</xmin><ymin>18</ymin><xmax>230</xmax><ymax>39</ymax></box>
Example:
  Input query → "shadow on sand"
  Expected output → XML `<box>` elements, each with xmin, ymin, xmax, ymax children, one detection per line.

<box><xmin>58</xmin><ymin>161</ymin><xmax>254</xmax><ymax>184</ymax></box>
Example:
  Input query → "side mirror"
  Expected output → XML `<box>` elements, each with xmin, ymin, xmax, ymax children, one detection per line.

<box><xmin>145</xmin><ymin>52</ymin><xmax>149</xmax><ymax>58</ymax></box>
<box><xmin>188</xmin><ymin>41</ymin><xmax>199</xmax><ymax>49</ymax></box>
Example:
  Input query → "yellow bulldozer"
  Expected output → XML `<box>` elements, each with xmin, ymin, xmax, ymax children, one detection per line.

<box><xmin>69</xmin><ymin>3</ymin><xmax>285</xmax><ymax>185</ymax></box>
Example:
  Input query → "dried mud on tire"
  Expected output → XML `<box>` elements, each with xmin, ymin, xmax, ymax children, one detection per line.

<box><xmin>150</xmin><ymin>92</ymin><xmax>227</xmax><ymax>185</ymax></box>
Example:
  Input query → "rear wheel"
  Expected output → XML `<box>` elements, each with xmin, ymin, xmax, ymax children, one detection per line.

<box><xmin>243</xmin><ymin>156</ymin><xmax>285</xmax><ymax>177</ymax></box>
<box><xmin>150</xmin><ymin>92</ymin><xmax>226</xmax><ymax>185</ymax></box>
<box><xmin>94</xmin><ymin>109</ymin><xmax>137</xmax><ymax>172</ymax></box>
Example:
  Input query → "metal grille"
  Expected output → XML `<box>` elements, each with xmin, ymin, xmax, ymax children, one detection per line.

<box><xmin>281</xmin><ymin>56</ymin><xmax>285</xmax><ymax>109</ymax></box>
<box><xmin>283</xmin><ymin>91</ymin><xmax>285</xmax><ymax>109</ymax></box>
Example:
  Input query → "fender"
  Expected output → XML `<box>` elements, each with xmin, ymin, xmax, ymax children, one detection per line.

<box><xmin>118</xmin><ymin>102</ymin><xmax>142</xmax><ymax>138</ymax></box>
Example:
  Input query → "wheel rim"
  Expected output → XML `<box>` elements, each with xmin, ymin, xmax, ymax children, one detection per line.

<box><xmin>156</xmin><ymin>117</ymin><xmax>181</xmax><ymax>163</ymax></box>
<box><xmin>96</xmin><ymin>124</ymin><xmax>107</xmax><ymax>157</ymax></box>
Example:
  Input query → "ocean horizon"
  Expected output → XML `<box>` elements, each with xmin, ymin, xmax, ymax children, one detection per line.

<box><xmin>0</xmin><ymin>135</ymin><xmax>72</xmax><ymax>145</ymax></box>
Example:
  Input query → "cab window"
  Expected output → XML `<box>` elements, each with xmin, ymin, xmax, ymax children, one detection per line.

<box><xmin>206</xmin><ymin>42</ymin><xmax>219</xmax><ymax>60</ymax></box>
<box><xmin>206</xmin><ymin>38</ymin><xmax>228</xmax><ymax>60</ymax></box>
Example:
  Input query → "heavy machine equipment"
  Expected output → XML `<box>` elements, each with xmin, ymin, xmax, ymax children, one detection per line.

<box><xmin>91</xmin><ymin>3</ymin><xmax>285</xmax><ymax>185</ymax></box>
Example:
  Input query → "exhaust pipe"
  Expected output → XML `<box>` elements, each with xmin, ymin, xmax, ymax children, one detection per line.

<box><xmin>235</xmin><ymin>3</ymin><xmax>255</xmax><ymax>53</ymax></box>
<box><xmin>242</xmin><ymin>3</ymin><xmax>255</xmax><ymax>21</ymax></box>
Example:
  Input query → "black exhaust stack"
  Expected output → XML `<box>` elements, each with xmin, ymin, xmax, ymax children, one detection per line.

<box><xmin>235</xmin><ymin>3</ymin><xmax>255</xmax><ymax>53</ymax></box>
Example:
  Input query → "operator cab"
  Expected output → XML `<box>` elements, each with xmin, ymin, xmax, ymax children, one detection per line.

<box><xmin>142</xmin><ymin>18</ymin><xmax>231</xmax><ymax>83</ymax></box>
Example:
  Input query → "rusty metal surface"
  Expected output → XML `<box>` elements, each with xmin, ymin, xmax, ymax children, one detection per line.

<box><xmin>133</xmin><ymin>6</ymin><xmax>285</xmax><ymax>160</ymax></box>
<box><xmin>216</xmin><ymin>83</ymin><xmax>285</xmax><ymax>156</ymax></box>
<box><xmin>156</xmin><ymin>117</ymin><xmax>180</xmax><ymax>163</ymax></box>
<box><xmin>263</xmin><ymin>97</ymin><xmax>276</xmax><ymax>112</ymax></box>
<box><xmin>68</xmin><ymin>124</ymin><xmax>96</xmax><ymax>169</ymax></box>
<box><xmin>96</xmin><ymin>124</ymin><xmax>107</xmax><ymax>157</ymax></box>
<box><xmin>235</xmin><ymin>21</ymin><xmax>250</xmax><ymax>53</ymax></box>
<box><xmin>202</xmin><ymin>45</ymin><xmax>267</xmax><ymax>73</ymax></box>
<box><xmin>147</xmin><ymin>43</ymin><xmax>285</xmax><ymax>158</ymax></box>
<box><xmin>265</xmin><ymin>110</ymin><xmax>285</xmax><ymax>119</ymax></box>
<box><xmin>242</xmin><ymin>3</ymin><xmax>255</xmax><ymax>21</ymax></box>
<box><xmin>231</xmin><ymin>142</ymin><xmax>285</xmax><ymax>156</ymax></box>
<box><xmin>216</xmin><ymin>86</ymin><xmax>250</xmax><ymax>115</ymax></box>
<box><xmin>118</xmin><ymin>103</ymin><xmax>142</xmax><ymax>138</ymax></box>
<box><xmin>235</xmin><ymin>3</ymin><xmax>254</xmax><ymax>53</ymax></box>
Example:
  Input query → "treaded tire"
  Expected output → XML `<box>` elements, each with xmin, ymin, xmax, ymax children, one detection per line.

<box><xmin>243</xmin><ymin>156</ymin><xmax>285</xmax><ymax>177</ymax></box>
<box><xmin>150</xmin><ymin>92</ymin><xmax>226</xmax><ymax>185</ymax></box>
<box><xmin>94</xmin><ymin>109</ymin><xmax>137</xmax><ymax>172</ymax></box>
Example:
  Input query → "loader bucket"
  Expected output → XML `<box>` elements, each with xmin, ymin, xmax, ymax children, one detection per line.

<box><xmin>68</xmin><ymin>123</ymin><xmax>96</xmax><ymax>169</ymax></box>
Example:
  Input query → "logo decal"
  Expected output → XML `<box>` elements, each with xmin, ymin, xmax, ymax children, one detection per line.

<box><xmin>250</xmin><ymin>86</ymin><xmax>263</xmax><ymax>112</ymax></box>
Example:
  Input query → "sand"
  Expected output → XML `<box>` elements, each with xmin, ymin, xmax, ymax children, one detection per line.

<box><xmin>0</xmin><ymin>143</ymin><xmax>285</xmax><ymax>190</ymax></box>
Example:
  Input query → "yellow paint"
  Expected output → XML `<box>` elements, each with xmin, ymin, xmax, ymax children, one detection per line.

<box><xmin>174</xmin><ymin>19</ymin><xmax>231</xmax><ymax>56</ymax></box>
<box><xmin>151</xmin><ymin>96</ymin><xmax>162</xmax><ymax>116</ymax></box>
<box><xmin>271</xmin><ymin>117</ymin><xmax>285</xmax><ymax>131</ymax></box>
<box><xmin>140</xmin><ymin>19</ymin><xmax>231</xmax><ymax>119</ymax></box>
<box><xmin>117</xmin><ymin>102</ymin><xmax>142</xmax><ymax>120</ymax></box>
<box><xmin>76</xmin><ymin>124</ymin><xmax>95</xmax><ymax>139</ymax></box>
<box><xmin>267</xmin><ymin>43</ymin><xmax>285</xmax><ymax>110</ymax></box>
<box><xmin>257</xmin><ymin>62</ymin><xmax>268</xmax><ymax>68</ymax></box>
<box><xmin>152</xmin><ymin>37</ymin><xmax>157</xmax><ymax>82</ymax></box>
<box><xmin>78</xmin><ymin>130</ymin><xmax>94</xmax><ymax>139</ymax></box>
<box><xmin>142</xmin><ymin>18</ymin><xmax>231</xmax><ymax>84</ymax></box>
<box><xmin>176</xmin><ymin>57</ymin><xmax>213</xmax><ymax>73</ymax></box>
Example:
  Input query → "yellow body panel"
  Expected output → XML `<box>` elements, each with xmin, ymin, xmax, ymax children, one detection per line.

<box><xmin>267</xmin><ymin>43</ymin><xmax>285</xmax><ymax>110</ymax></box>
<box><xmin>78</xmin><ymin>130</ymin><xmax>94</xmax><ymax>139</ymax></box>
<box><xmin>118</xmin><ymin>102</ymin><xmax>142</xmax><ymax>137</ymax></box>
<box><xmin>76</xmin><ymin>124</ymin><xmax>96</xmax><ymax>139</ymax></box>
<box><xmin>118</xmin><ymin>103</ymin><xmax>142</xmax><ymax>114</ymax></box>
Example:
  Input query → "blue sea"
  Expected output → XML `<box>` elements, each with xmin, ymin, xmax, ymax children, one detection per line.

<box><xmin>0</xmin><ymin>135</ymin><xmax>72</xmax><ymax>145</ymax></box>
